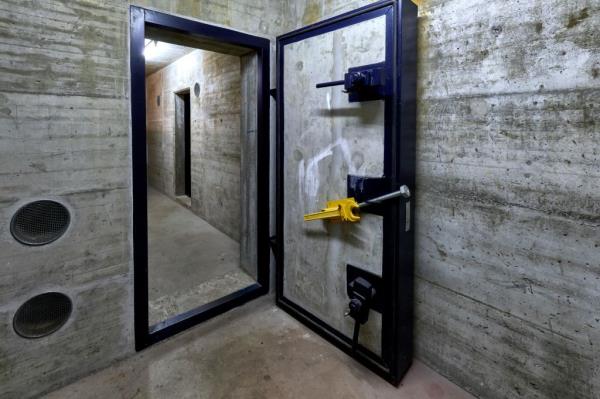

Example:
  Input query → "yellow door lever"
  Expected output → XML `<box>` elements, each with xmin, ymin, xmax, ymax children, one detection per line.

<box><xmin>303</xmin><ymin>186</ymin><xmax>411</xmax><ymax>223</ymax></box>
<box><xmin>303</xmin><ymin>198</ymin><xmax>360</xmax><ymax>223</ymax></box>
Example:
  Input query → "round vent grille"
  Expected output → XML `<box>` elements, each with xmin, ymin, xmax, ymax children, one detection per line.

<box><xmin>10</xmin><ymin>200</ymin><xmax>70</xmax><ymax>246</ymax></box>
<box><xmin>13</xmin><ymin>292</ymin><xmax>72</xmax><ymax>338</ymax></box>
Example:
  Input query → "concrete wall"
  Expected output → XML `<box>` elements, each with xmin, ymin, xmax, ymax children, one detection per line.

<box><xmin>288</xmin><ymin>1</ymin><xmax>600</xmax><ymax>398</ymax></box>
<box><xmin>0</xmin><ymin>1</ymin><xmax>285</xmax><ymax>398</ymax></box>
<box><xmin>190</xmin><ymin>51</ymin><xmax>242</xmax><ymax>241</ymax></box>
<box><xmin>146</xmin><ymin>49</ymin><xmax>242</xmax><ymax>241</ymax></box>
<box><xmin>413</xmin><ymin>1</ymin><xmax>599</xmax><ymax>398</ymax></box>
<box><xmin>0</xmin><ymin>2</ymin><xmax>133</xmax><ymax>398</ymax></box>
<box><xmin>0</xmin><ymin>0</ymin><xmax>598</xmax><ymax>398</ymax></box>
<box><xmin>240</xmin><ymin>53</ymin><xmax>259</xmax><ymax>279</ymax></box>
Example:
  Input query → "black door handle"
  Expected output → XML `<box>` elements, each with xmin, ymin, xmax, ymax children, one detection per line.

<box><xmin>314</xmin><ymin>62</ymin><xmax>387</xmax><ymax>102</ymax></box>
<box><xmin>316</xmin><ymin>79</ymin><xmax>345</xmax><ymax>88</ymax></box>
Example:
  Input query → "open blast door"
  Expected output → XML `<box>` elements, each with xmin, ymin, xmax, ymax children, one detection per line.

<box><xmin>274</xmin><ymin>0</ymin><xmax>417</xmax><ymax>385</ymax></box>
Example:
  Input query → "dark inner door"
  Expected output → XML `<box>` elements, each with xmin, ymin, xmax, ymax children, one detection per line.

<box><xmin>183</xmin><ymin>92</ymin><xmax>191</xmax><ymax>197</ymax></box>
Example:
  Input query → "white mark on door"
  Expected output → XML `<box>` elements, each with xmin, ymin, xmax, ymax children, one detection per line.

<box><xmin>300</xmin><ymin>138</ymin><xmax>357</xmax><ymax>199</ymax></box>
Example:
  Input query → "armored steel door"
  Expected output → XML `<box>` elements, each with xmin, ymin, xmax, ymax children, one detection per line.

<box><xmin>275</xmin><ymin>0</ymin><xmax>417</xmax><ymax>384</ymax></box>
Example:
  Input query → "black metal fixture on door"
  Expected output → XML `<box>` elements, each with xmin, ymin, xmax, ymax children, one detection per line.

<box><xmin>346</xmin><ymin>264</ymin><xmax>384</xmax><ymax>351</ymax></box>
<box><xmin>346</xmin><ymin>276</ymin><xmax>375</xmax><ymax>351</ymax></box>
<box><xmin>316</xmin><ymin>62</ymin><xmax>388</xmax><ymax>102</ymax></box>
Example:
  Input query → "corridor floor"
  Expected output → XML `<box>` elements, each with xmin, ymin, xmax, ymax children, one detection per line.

<box><xmin>44</xmin><ymin>297</ymin><xmax>475</xmax><ymax>399</ymax></box>
<box><xmin>147</xmin><ymin>187</ymin><xmax>255</xmax><ymax>325</ymax></box>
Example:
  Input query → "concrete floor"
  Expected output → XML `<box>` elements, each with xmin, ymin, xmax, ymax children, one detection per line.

<box><xmin>148</xmin><ymin>187</ymin><xmax>255</xmax><ymax>325</ymax></box>
<box><xmin>43</xmin><ymin>296</ymin><xmax>475</xmax><ymax>399</ymax></box>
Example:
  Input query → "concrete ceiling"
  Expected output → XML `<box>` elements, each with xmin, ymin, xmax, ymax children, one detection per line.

<box><xmin>144</xmin><ymin>40</ymin><xmax>196</xmax><ymax>76</ymax></box>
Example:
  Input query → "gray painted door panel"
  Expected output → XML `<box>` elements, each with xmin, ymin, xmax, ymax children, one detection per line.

<box><xmin>282</xmin><ymin>15</ymin><xmax>387</xmax><ymax>355</ymax></box>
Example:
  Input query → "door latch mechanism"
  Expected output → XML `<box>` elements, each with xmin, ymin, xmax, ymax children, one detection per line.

<box><xmin>303</xmin><ymin>186</ymin><xmax>410</xmax><ymax>223</ymax></box>
<box><xmin>315</xmin><ymin>62</ymin><xmax>387</xmax><ymax>102</ymax></box>
<box><xmin>345</xmin><ymin>276</ymin><xmax>376</xmax><ymax>351</ymax></box>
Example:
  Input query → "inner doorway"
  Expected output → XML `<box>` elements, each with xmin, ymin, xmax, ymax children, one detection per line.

<box><xmin>130</xmin><ymin>7</ymin><xmax>270</xmax><ymax>349</ymax></box>
<box><xmin>175</xmin><ymin>89</ymin><xmax>191</xmax><ymax>202</ymax></box>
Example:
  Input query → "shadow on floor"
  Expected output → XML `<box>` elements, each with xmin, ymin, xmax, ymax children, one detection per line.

<box><xmin>44</xmin><ymin>296</ymin><xmax>476</xmax><ymax>399</ymax></box>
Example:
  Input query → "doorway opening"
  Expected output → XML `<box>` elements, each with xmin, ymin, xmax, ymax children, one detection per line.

<box><xmin>130</xmin><ymin>7</ymin><xmax>270</xmax><ymax>349</ymax></box>
<box><xmin>145</xmin><ymin>42</ymin><xmax>256</xmax><ymax>326</ymax></box>
<box><xmin>175</xmin><ymin>89</ymin><xmax>191</xmax><ymax>206</ymax></box>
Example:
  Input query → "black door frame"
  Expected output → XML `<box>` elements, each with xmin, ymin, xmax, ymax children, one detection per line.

<box><xmin>130</xmin><ymin>6</ymin><xmax>271</xmax><ymax>350</ymax></box>
<box><xmin>274</xmin><ymin>0</ymin><xmax>417</xmax><ymax>385</ymax></box>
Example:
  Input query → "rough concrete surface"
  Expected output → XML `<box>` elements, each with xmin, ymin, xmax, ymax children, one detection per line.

<box><xmin>0</xmin><ymin>1</ymin><xmax>285</xmax><ymax>397</ymax></box>
<box><xmin>239</xmin><ymin>53</ymin><xmax>259</xmax><ymax>279</ymax></box>
<box><xmin>147</xmin><ymin>188</ymin><xmax>254</xmax><ymax>325</ymax></box>
<box><xmin>0</xmin><ymin>0</ymin><xmax>598</xmax><ymax>398</ymax></box>
<box><xmin>43</xmin><ymin>296</ymin><xmax>476</xmax><ymax>399</ymax></box>
<box><xmin>414</xmin><ymin>1</ymin><xmax>600</xmax><ymax>398</ymax></box>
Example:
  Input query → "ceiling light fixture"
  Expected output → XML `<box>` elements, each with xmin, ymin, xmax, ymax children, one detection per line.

<box><xmin>143</xmin><ymin>39</ymin><xmax>161</xmax><ymax>60</ymax></box>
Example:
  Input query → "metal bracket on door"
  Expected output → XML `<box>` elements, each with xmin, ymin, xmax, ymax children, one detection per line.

<box><xmin>315</xmin><ymin>62</ymin><xmax>388</xmax><ymax>102</ymax></box>
<box><xmin>347</xmin><ymin>175</ymin><xmax>388</xmax><ymax>216</ymax></box>
<box><xmin>347</xmin><ymin>175</ymin><xmax>410</xmax><ymax>216</ymax></box>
